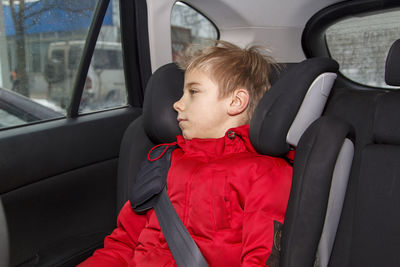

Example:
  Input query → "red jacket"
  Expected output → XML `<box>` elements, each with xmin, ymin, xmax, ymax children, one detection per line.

<box><xmin>79</xmin><ymin>125</ymin><xmax>292</xmax><ymax>267</ymax></box>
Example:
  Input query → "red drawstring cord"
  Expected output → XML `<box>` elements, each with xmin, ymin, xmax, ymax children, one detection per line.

<box><xmin>286</xmin><ymin>148</ymin><xmax>296</xmax><ymax>164</ymax></box>
<box><xmin>147</xmin><ymin>142</ymin><xmax>177</xmax><ymax>161</ymax></box>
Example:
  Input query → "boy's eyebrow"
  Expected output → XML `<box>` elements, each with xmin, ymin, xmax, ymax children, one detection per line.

<box><xmin>184</xmin><ymin>82</ymin><xmax>201</xmax><ymax>88</ymax></box>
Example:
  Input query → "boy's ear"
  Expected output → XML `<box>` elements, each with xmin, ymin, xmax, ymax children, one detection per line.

<box><xmin>227</xmin><ymin>88</ymin><xmax>249</xmax><ymax>116</ymax></box>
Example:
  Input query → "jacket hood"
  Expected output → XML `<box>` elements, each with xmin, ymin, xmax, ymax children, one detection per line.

<box><xmin>176</xmin><ymin>124</ymin><xmax>256</xmax><ymax>158</ymax></box>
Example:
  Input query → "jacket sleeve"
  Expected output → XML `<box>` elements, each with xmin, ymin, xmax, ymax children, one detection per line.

<box><xmin>241</xmin><ymin>160</ymin><xmax>292</xmax><ymax>267</ymax></box>
<box><xmin>78</xmin><ymin>201</ymin><xmax>147</xmax><ymax>267</ymax></box>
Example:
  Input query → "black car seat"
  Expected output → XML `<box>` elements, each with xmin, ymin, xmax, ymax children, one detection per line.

<box><xmin>116</xmin><ymin>57</ymin><xmax>341</xmax><ymax>265</ymax></box>
<box><xmin>249</xmin><ymin>60</ymin><xmax>353</xmax><ymax>267</ymax></box>
<box><xmin>325</xmin><ymin>39</ymin><xmax>400</xmax><ymax>267</ymax></box>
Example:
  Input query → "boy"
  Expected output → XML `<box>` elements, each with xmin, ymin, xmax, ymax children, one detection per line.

<box><xmin>79</xmin><ymin>41</ymin><xmax>292</xmax><ymax>266</ymax></box>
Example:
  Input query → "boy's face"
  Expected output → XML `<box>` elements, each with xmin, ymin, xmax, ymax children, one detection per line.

<box><xmin>173</xmin><ymin>68</ymin><xmax>232</xmax><ymax>140</ymax></box>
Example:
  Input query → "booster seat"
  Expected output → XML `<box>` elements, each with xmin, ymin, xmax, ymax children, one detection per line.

<box><xmin>116</xmin><ymin>57</ymin><xmax>345</xmax><ymax>266</ymax></box>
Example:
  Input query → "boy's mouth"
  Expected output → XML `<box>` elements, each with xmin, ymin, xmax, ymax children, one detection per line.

<box><xmin>177</xmin><ymin>118</ymin><xmax>187</xmax><ymax>128</ymax></box>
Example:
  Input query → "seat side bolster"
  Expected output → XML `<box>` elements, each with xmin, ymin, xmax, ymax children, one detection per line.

<box><xmin>315</xmin><ymin>138</ymin><xmax>354</xmax><ymax>267</ymax></box>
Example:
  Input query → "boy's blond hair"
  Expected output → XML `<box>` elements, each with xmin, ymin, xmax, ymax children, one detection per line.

<box><xmin>178</xmin><ymin>41</ymin><xmax>277</xmax><ymax>121</ymax></box>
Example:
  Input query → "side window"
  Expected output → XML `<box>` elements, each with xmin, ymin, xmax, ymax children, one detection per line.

<box><xmin>170</xmin><ymin>1</ymin><xmax>219</xmax><ymax>62</ymax></box>
<box><xmin>80</xmin><ymin>0</ymin><xmax>126</xmax><ymax>113</ymax></box>
<box><xmin>326</xmin><ymin>9</ymin><xmax>400</xmax><ymax>89</ymax></box>
<box><xmin>0</xmin><ymin>0</ymin><xmax>125</xmax><ymax>130</ymax></box>
<box><xmin>0</xmin><ymin>1</ymin><xmax>96</xmax><ymax>130</ymax></box>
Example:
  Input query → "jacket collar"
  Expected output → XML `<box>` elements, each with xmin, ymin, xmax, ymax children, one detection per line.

<box><xmin>176</xmin><ymin>125</ymin><xmax>256</xmax><ymax>158</ymax></box>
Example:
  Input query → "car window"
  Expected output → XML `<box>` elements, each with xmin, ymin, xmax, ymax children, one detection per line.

<box><xmin>326</xmin><ymin>9</ymin><xmax>400</xmax><ymax>89</ymax></box>
<box><xmin>0</xmin><ymin>0</ymin><xmax>125</xmax><ymax>130</ymax></box>
<box><xmin>0</xmin><ymin>0</ymin><xmax>98</xmax><ymax>130</ymax></box>
<box><xmin>79</xmin><ymin>0</ymin><xmax>126</xmax><ymax>114</ymax></box>
<box><xmin>171</xmin><ymin>1</ymin><xmax>219</xmax><ymax>62</ymax></box>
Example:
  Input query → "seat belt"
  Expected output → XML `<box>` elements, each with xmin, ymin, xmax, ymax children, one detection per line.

<box><xmin>155</xmin><ymin>188</ymin><xmax>208</xmax><ymax>267</ymax></box>
<box><xmin>131</xmin><ymin>145</ymin><xmax>209</xmax><ymax>267</ymax></box>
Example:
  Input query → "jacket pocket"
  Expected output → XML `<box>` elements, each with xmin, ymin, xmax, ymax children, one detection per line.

<box><xmin>211</xmin><ymin>170</ymin><xmax>232</xmax><ymax>230</ymax></box>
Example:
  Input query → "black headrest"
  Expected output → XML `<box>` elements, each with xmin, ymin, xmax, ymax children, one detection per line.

<box><xmin>385</xmin><ymin>39</ymin><xmax>400</xmax><ymax>86</ymax></box>
<box><xmin>143</xmin><ymin>58</ymin><xmax>338</xmax><ymax>156</ymax></box>
<box><xmin>374</xmin><ymin>92</ymin><xmax>400</xmax><ymax>145</ymax></box>
<box><xmin>143</xmin><ymin>63</ymin><xmax>183</xmax><ymax>144</ymax></box>
<box><xmin>250</xmin><ymin>57</ymin><xmax>339</xmax><ymax>156</ymax></box>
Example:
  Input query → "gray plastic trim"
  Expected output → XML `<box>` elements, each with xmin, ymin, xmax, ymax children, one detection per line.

<box><xmin>287</xmin><ymin>72</ymin><xmax>337</xmax><ymax>146</ymax></box>
<box><xmin>314</xmin><ymin>138</ymin><xmax>354</xmax><ymax>267</ymax></box>
<box><xmin>0</xmin><ymin>199</ymin><xmax>10</xmax><ymax>267</ymax></box>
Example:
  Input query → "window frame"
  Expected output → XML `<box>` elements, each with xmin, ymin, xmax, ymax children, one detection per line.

<box><xmin>119</xmin><ymin>0</ymin><xmax>152</xmax><ymax>108</ymax></box>
<box><xmin>0</xmin><ymin>0</ymin><xmax>151</xmax><ymax>130</ymax></box>
<box><xmin>302</xmin><ymin>0</ymin><xmax>400</xmax><ymax>90</ymax></box>
<box><xmin>68</xmin><ymin>0</ymin><xmax>112</xmax><ymax>117</ymax></box>
<box><xmin>67</xmin><ymin>0</ymin><xmax>152</xmax><ymax>117</ymax></box>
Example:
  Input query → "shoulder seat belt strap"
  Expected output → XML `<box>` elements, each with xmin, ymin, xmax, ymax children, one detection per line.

<box><xmin>131</xmin><ymin>145</ymin><xmax>209</xmax><ymax>267</ymax></box>
<box><xmin>155</xmin><ymin>187</ymin><xmax>208</xmax><ymax>267</ymax></box>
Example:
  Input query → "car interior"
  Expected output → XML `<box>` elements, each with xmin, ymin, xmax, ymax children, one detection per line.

<box><xmin>0</xmin><ymin>0</ymin><xmax>399</xmax><ymax>266</ymax></box>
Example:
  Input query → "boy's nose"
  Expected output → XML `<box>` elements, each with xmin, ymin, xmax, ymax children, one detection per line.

<box><xmin>173</xmin><ymin>98</ymin><xmax>184</xmax><ymax>112</ymax></box>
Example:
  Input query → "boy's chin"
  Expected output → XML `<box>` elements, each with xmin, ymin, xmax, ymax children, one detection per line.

<box><xmin>181</xmin><ymin>131</ymin><xmax>192</xmax><ymax>140</ymax></box>
<box><xmin>182</xmin><ymin>130</ymin><xmax>205</xmax><ymax>140</ymax></box>
<box><xmin>181</xmin><ymin>129</ymin><xmax>225</xmax><ymax>140</ymax></box>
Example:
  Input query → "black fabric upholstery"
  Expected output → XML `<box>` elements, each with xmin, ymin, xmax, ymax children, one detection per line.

<box><xmin>348</xmin><ymin>145</ymin><xmax>400</xmax><ymax>266</ymax></box>
<box><xmin>118</xmin><ymin>63</ymin><xmax>183</xmax><ymax>212</ymax></box>
<box><xmin>269</xmin><ymin>63</ymin><xmax>296</xmax><ymax>85</ymax></box>
<box><xmin>327</xmin><ymin>87</ymin><xmax>400</xmax><ymax>266</ymax></box>
<box><xmin>142</xmin><ymin>63</ymin><xmax>184</xmax><ymax>144</ymax></box>
<box><xmin>250</xmin><ymin>57</ymin><xmax>339</xmax><ymax>156</ymax></box>
<box><xmin>325</xmin><ymin>87</ymin><xmax>381</xmax><ymax>149</ymax></box>
<box><xmin>325</xmin><ymin>88</ymin><xmax>381</xmax><ymax>267</ymax></box>
<box><xmin>385</xmin><ymin>39</ymin><xmax>400</xmax><ymax>86</ymax></box>
<box><xmin>280</xmin><ymin>116</ymin><xmax>352</xmax><ymax>267</ymax></box>
<box><xmin>374</xmin><ymin>92</ymin><xmax>400</xmax><ymax>145</ymax></box>
<box><xmin>117</xmin><ymin>117</ymin><xmax>154</xmax><ymax>212</ymax></box>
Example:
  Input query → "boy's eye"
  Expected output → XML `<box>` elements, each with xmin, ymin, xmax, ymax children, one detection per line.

<box><xmin>189</xmin><ymin>88</ymin><xmax>198</xmax><ymax>95</ymax></box>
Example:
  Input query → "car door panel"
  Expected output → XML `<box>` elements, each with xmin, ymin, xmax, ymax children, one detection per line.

<box><xmin>0</xmin><ymin>107</ymin><xmax>141</xmax><ymax>266</ymax></box>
